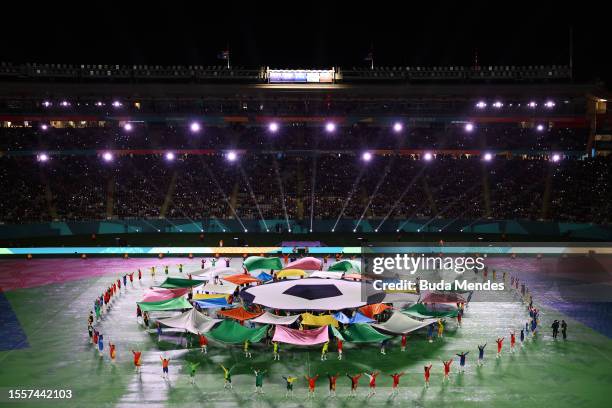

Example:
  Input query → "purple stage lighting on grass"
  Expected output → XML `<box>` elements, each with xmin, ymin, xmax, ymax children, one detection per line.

<box><xmin>190</xmin><ymin>122</ymin><xmax>201</xmax><ymax>132</ymax></box>
<box><xmin>325</xmin><ymin>122</ymin><xmax>336</xmax><ymax>133</ymax></box>
<box><xmin>165</xmin><ymin>152</ymin><xmax>175</xmax><ymax>161</ymax></box>
<box><xmin>226</xmin><ymin>151</ymin><xmax>237</xmax><ymax>162</ymax></box>
<box><xmin>37</xmin><ymin>153</ymin><xmax>49</xmax><ymax>162</ymax></box>
<box><xmin>393</xmin><ymin>122</ymin><xmax>403</xmax><ymax>132</ymax></box>
<box><xmin>362</xmin><ymin>152</ymin><xmax>373</xmax><ymax>162</ymax></box>
<box><xmin>465</xmin><ymin>123</ymin><xmax>474</xmax><ymax>132</ymax></box>
<box><xmin>268</xmin><ymin>122</ymin><xmax>279</xmax><ymax>133</ymax></box>
<box><xmin>102</xmin><ymin>152</ymin><xmax>113</xmax><ymax>162</ymax></box>
<box><xmin>423</xmin><ymin>152</ymin><xmax>433</xmax><ymax>161</ymax></box>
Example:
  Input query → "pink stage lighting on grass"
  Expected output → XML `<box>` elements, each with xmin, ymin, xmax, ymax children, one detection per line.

<box><xmin>190</xmin><ymin>122</ymin><xmax>201</xmax><ymax>133</ymax></box>
<box><xmin>325</xmin><ymin>122</ymin><xmax>336</xmax><ymax>133</ymax></box>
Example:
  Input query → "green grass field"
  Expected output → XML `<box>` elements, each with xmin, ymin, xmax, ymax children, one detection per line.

<box><xmin>1</xmin><ymin>262</ymin><xmax>611</xmax><ymax>408</ymax></box>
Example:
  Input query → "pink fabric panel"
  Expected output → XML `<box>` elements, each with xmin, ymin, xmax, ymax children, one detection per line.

<box><xmin>284</xmin><ymin>257</ymin><xmax>322</xmax><ymax>271</ymax></box>
<box><xmin>272</xmin><ymin>325</ymin><xmax>329</xmax><ymax>345</ymax></box>
<box><xmin>141</xmin><ymin>287</ymin><xmax>190</xmax><ymax>302</ymax></box>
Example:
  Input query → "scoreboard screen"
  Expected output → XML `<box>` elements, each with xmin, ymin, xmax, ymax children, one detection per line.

<box><xmin>268</xmin><ymin>69</ymin><xmax>334</xmax><ymax>83</ymax></box>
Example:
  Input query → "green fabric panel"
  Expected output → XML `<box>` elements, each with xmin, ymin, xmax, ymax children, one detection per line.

<box><xmin>158</xmin><ymin>277</ymin><xmax>205</xmax><ymax>289</ymax></box>
<box><xmin>340</xmin><ymin>323</ymin><xmax>390</xmax><ymax>343</ymax></box>
<box><xmin>208</xmin><ymin>320</ymin><xmax>269</xmax><ymax>343</ymax></box>
<box><xmin>243</xmin><ymin>256</ymin><xmax>283</xmax><ymax>271</ymax></box>
<box><xmin>137</xmin><ymin>297</ymin><xmax>193</xmax><ymax>312</ymax></box>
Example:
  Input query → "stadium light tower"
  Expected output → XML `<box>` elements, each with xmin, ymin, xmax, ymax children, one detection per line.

<box><xmin>325</xmin><ymin>122</ymin><xmax>336</xmax><ymax>133</ymax></box>
<box><xmin>528</xmin><ymin>101</ymin><xmax>537</xmax><ymax>108</ymax></box>
<box><xmin>492</xmin><ymin>101</ymin><xmax>503</xmax><ymax>108</ymax></box>
<box><xmin>476</xmin><ymin>101</ymin><xmax>487</xmax><ymax>109</ymax></box>
<box><xmin>465</xmin><ymin>123</ymin><xmax>475</xmax><ymax>132</ymax></box>
<box><xmin>165</xmin><ymin>152</ymin><xmax>175</xmax><ymax>161</ymax></box>
<box><xmin>544</xmin><ymin>100</ymin><xmax>556</xmax><ymax>108</ymax></box>
<box><xmin>37</xmin><ymin>153</ymin><xmax>49</xmax><ymax>162</ymax></box>
<box><xmin>226</xmin><ymin>151</ymin><xmax>237</xmax><ymax>162</ymax></box>
<box><xmin>112</xmin><ymin>100</ymin><xmax>123</xmax><ymax>108</ymax></box>
<box><xmin>393</xmin><ymin>122</ymin><xmax>403</xmax><ymax>133</ymax></box>
<box><xmin>102</xmin><ymin>152</ymin><xmax>114</xmax><ymax>162</ymax></box>
<box><xmin>190</xmin><ymin>122</ymin><xmax>201</xmax><ymax>133</ymax></box>
<box><xmin>123</xmin><ymin>123</ymin><xmax>133</xmax><ymax>131</ymax></box>
<box><xmin>42</xmin><ymin>101</ymin><xmax>52</xmax><ymax>107</ymax></box>
<box><xmin>268</xmin><ymin>122</ymin><xmax>279</xmax><ymax>133</ymax></box>
<box><xmin>362</xmin><ymin>152</ymin><xmax>373</xmax><ymax>162</ymax></box>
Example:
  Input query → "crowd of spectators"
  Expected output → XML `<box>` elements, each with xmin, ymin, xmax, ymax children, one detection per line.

<box><xmin>0</xmin><ymin>153</ymin><xmax>609</xmax><ymax>225</ymax></box>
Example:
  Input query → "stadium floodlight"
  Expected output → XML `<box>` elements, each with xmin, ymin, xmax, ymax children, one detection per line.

<box><xmin>102</xmin><ymin>152</ymin><xmax>114</xmax><ymax>162</ymax></box>
<box><xmin>476</xmin><ymin>101</ymin><xmax>487</xmax><ymax>109</ymax></box>
<box><xmin>325</xmin><ymin>122</ymin><xmax>336</xmax><ymax>133</ymax></box>
<box><xmin>536</xmin><ymin>124</ymin><xmax>545</xmax><ymax>131</ymax></box>
<box><xmin>492</xmin><ymin>101</ymin><xmax>503</xmax><ymax>108</ymax></box>
<box><xmin>244</xmin><ymin>229</ymin><xmax>248</xmax><ymax>232</ymax></box>
<box><xmin>362</xmin><ymin>152</ymin><xmax>373</xmax><ymax>162</ymax></box>
<box><xmin>40</xmin><ymin>124</ymin><xmax>48</xmax><ymax>131</ymax></box>
<box><xmin>123</xmin><ymin>123</ymin><xmax>133</xmax><ymax>131</ymax></box>
<box><xmin>423</xmin><ymin>152</ymin><xmax>433</xmax><ymax>161</ymax></box>
<box><xmin>268</xmin><ymin>122</ymin><xmax>279</xmax><ymax>133</ymax></box>
<box><xmin>528</xmin><ymin>101</ymin><xmax>537</xmax><ymax>108</ymax></box>
<box><xmin>465</xmin><ymin>123</ymin><xmax>475</xmax><ymax>132</ymax></box>
<box><xmin>60</xmin><ymin>101</ymin><xmax>70</xmax><ymax>107</ymax></box>
<box><xmin>42</xmin><ymin>101</ymin><xmax>52</xmax><ymax>107</ymax></box>
<box><xmin>190</xmin><ymin>122</ymin><xmax>201</xmax><ymax>132</ymax></box>
<box><xmin>165</xmin><ymin>152</ymin><xmax>175</xmax><ymax>161</ymax></box>
<box><xmin>112</xmin><ymin>100</ymin><xmax>122</xmax><ymax>108</ymax></box>
<box><xmin>483</xmin><ymin>152</ymin><xmax>493</xmax><ymax>161</ymax></box>
<box><xmin>95</xmin><ymin>101</ymin><xmax>104</xmax><ymax>107</ymax></box>
<box><xmin>544</xmin><ymin>100</ymin><xmax>555</xmax><ymax>108</ymax></box>
<box><xmin>374</xmin><ymin>228</ymin><xmax>378</xmax><ymax>232</ymax></box>
<box><xmin>393</xmin><ymin>122</ymin><xmax>403</xmax><ymax>132</ymax></box>
<box><xmin>226</xmin><ymin>151</ymin><xmax>237</xmax><ymax>162</ymax></box>
<box><xmin>37</xmin><ymin>153</ymin><xmax>49</xmax><ymax>162</ymax></box>
<box><xmin>551</xmin><ymin>153</ymin><xmax>561</xmax><ymax>162</ymax></box>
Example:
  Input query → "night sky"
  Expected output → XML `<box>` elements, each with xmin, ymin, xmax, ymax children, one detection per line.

<box><xmin>0</xmin><ymin>2</ymin><xmax>608</xmax><ymax>84</ymax></box>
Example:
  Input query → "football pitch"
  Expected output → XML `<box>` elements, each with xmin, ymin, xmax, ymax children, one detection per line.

<box><xmin>0</xmin><ymin>257</ymin><xmax>611</xmax><ymax>408</ymax></box>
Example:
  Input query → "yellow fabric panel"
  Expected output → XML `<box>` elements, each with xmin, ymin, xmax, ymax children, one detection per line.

<box><xmin>300</xmin><ymin>312</ymin><xmax>339</xmax><ymax>328</ymax></box>
<box><xmin>277</xmin><ymin>269</ymin><xmax>307</xmax><ymax>279</ymax></box>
